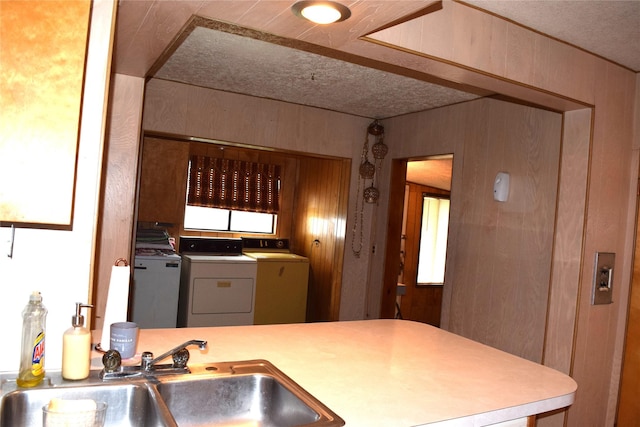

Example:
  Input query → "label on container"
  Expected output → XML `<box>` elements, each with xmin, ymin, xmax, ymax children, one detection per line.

<box><xmin>31</xmin><ymin>331</ymin><xmax>45</xmax><ymax>376</ymax></box>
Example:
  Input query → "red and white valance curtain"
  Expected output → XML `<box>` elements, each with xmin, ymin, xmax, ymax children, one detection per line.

<box><xmin>187</xmin><ymin>155</ymin><xmax>281</xmax><ymax>214</ymax></box>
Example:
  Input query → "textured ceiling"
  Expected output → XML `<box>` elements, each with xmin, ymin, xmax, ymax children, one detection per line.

<box><xmin>154</xmin><ymin>26</ymin><xmax>481</xmax><ymax>119</ymax></box>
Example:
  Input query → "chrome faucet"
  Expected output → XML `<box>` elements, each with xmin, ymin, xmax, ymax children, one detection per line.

<box><xmin>141</xmin><ymin>340</ymin><xmax>208</xmax><ymax>372</ymax></box>
<box><xmin>101</xmin><ymin>339</ymin><xmax>208</xmax><ymax>380</ymax></box>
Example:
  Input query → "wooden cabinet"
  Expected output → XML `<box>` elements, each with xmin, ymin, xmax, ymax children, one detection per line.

<box><xmin>0</xmin><ymin>1</ymin><xmax>90</xmax><ymax>227</ymax></box>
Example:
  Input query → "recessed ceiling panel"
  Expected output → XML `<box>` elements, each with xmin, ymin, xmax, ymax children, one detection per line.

<box><xmin>153</xmin><ymin>26</ymin><xmax>482</xmax><ymax>119</ymax></box>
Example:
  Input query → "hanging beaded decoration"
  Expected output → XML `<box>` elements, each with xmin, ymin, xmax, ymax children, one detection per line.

<box><xmin>352</xmin><ymin>120</ymin><xmax>387</xmax><ymax>257</ymax></box>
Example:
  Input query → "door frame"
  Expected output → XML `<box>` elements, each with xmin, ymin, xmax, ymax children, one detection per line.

<box><xmin>380</xmin><ymin>159</ymin><xmax>408</xmax><ymax>318</ymax></box>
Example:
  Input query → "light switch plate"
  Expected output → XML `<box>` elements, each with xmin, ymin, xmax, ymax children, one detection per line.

<box><xmin>592</xmin><ymin>252</ymin><xmax>615</xmax><ymax>305</ymax></box>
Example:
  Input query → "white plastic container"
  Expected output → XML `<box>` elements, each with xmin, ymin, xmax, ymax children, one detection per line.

<box><xmin>62</xmin><ymin>303</ymin><xmax>93</xmax><ymax>380</ymax></box>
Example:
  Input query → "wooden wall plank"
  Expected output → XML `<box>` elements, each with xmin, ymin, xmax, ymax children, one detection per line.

<box><xmin>94</xmin><ymin>74</ymin><xmax>145</xmax><ymax>331</ymax></box>
<box><xmin>383</xmin><ymin>98</ymin><xmax>562</xmax><ymax>363</ymax></box>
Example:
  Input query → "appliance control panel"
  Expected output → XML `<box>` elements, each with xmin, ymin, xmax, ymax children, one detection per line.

<box><xmin>178</xmin><ymin>237</ymin><xmax>243</xmax><ymax>255</ymax></box>
<box><xmin>241</xmin><ymin>238</ymin><xmax>289</xmax><ymax>251</ymax></box>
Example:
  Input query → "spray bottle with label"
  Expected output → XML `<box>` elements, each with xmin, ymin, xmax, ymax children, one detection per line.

<box><xmin>17</xmin><ymin>291</ymin><xmax>48</xmax><ymax>387</ymax></box>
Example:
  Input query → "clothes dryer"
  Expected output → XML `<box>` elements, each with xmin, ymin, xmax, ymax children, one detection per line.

<box><xmin>178</xmin><ymin>238</ymin><xmax>257</xmax><ymax>327</ymax></box>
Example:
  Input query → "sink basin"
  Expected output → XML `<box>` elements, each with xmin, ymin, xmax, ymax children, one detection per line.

<box><xmin>0</xmin><ymin>360</ymin><xmax>344</xmax><ymax>427</ymax></box>
<box><xmin>0</xmin><ymin>381</ymin><xmax>168</xmax><ymax>426</ymax></box>
<box><xmin>156</xmin><ymin>360</ymin><xmax>342</xmax><ymax>427</ymax></box>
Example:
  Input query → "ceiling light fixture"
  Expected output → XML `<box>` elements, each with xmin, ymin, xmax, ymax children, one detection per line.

<box><xmin>291</xmin><ymin>1</ymin><xmax>351</xmax><ymax>24</ymax></box>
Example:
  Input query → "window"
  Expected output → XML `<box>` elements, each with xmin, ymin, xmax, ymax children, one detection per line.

<box><xmin>416</xmin><ymin>195</ymin><xmax>450</xmax><ymax>285</ymax></box>
<box><xmin>184</xmin><ymin>155</ymin><xmax>280</xmax><ymax>233</ymax></box>
<box><xmin>183</xmin><ymin>205</ymin><xmax>276</xmax><ymax>233</ymax></box>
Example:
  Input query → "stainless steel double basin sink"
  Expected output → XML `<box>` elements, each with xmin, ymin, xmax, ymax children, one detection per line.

<box><xmin>0</xmin><ymin>360</ymin><xmax>345</xmax><ymax>426</ymax></box>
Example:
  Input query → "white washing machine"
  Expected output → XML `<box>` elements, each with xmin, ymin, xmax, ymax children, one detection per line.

<box><xmin>132</xmin><ymin>253</ymin><xmax>182</xmax><ymax>328</ymax></box>
<box><xmin>242</xmin><ymin>238</ymin><xmax>309</xmax><ymax>325</ymax></box>
<box><xmin>177</xmin><ymin>238</ymin><xmax>257</xmax><ymax>327</ymax></box>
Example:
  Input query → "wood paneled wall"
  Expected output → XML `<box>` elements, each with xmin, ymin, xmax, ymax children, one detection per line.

<box><xmin>381</xmin><ymin>98</ymin><xmax>562</xmax><ymax>364</ymax></box>
<box><xmin>94</xmin><ymin>73</ymin><xmax>144</xmax><ymax>331</ymax></box>
<box><xmin>369</xmin><ymin>3</ymin><xmax>637</xmax><ymax>425</ymax></box>
<box><xmin>451</xmin><ymin>100</ymin><xmax>561</xmax><ymax>363</ymax></box>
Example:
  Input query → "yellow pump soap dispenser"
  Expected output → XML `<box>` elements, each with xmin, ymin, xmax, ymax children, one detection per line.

<box><xmin>62</xmin><ymin>303</ymin><xmax>93</xmax><ymax>380</ymax></box>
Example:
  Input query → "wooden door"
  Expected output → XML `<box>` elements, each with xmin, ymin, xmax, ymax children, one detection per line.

<box><xmin>292</xmin><ymin>156</ymin><xmax>351</xmax><ymax>322</ymax></box>
<box><xmin>399</xmin><ymin>182</ymin><xmax>448</xmax><ymax>326</ymax></box>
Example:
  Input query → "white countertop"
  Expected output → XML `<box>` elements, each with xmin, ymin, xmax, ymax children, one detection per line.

<box><xmin>91</xmin><ymin>319</ymin><xmax>577</xmax><ymax>426</ymax></box>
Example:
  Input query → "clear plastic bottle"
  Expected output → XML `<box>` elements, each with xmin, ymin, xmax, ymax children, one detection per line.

<box><xmin>17</xmin><ymin>291</ymin><xmax>48</xmax><ymax>387</ymax></box>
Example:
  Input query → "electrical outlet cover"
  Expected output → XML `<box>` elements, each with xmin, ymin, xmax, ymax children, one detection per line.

<box><xmin>592</xmin><ymin>252</ymin><xmax>614</xmax><ymax>305</ymax></box>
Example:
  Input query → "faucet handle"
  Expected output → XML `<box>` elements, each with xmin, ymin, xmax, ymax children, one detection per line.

<box><xmin>172</xmin><ymin>348</ymin><xmax>190</xmax><ymax>368</ymax></box>
<box><xmin>141</xmin><ymin>351</ymin><xmax>154</xmax><ymax>372</ymax></box>
<box><xmin>102</xmin><ymin>349</ymin><xmax>122</xmax><ymax>373</ymax></box>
